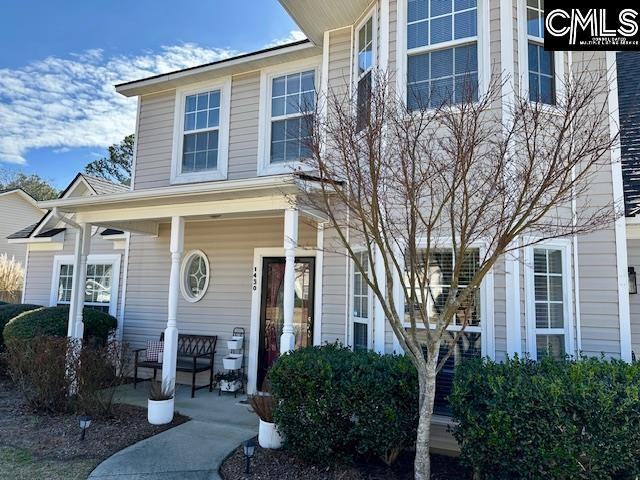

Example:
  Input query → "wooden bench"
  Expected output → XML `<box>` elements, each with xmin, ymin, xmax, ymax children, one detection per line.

<box><xmin>134</xmin><ymin>333</ymin><xmax>217</xmax><ymax>398</ymax></box>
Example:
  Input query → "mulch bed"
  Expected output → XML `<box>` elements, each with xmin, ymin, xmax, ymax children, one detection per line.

<box><xmin>220</xmin><ymin>442</ymin><xmax>471</xmax><ymax>480</ymax></box>
<box><xmin>0</xmin><ymin>374</ymin><xmax>189</xmax><ymax>463</ymax></box>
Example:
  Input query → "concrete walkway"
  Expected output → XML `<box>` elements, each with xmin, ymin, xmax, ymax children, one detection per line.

<box><xmin>89</xmin><ymin>384</ymin><xmax>257</xmax><ymax>480</ymax></box>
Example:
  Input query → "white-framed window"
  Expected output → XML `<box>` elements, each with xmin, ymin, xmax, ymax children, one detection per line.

<box><xmin>405</xmin><ymin>0</ymin><xmax>482</xmax><ymax>110</ymax></box>
<box><xmin>525</xmin><ymin>241</ymin><xmax>574</xmax><ymax>360</ymax></box>
<box><xmin>257</xmin><ymin>58</ymin><xmax>321</xmax><ymax>176</ymax></box>
<box><xmin>517</xmin><ymin>0</ymin><xmax>563</xmax><ymax>106</ymax></box>
<box><xmin>50</xmin><ymin>254</ymin><xmax>121</xmax><ymax>317</ymax></box>
<box><xmin>355</xmin><ymin>12</ymin><xmax>377</xmax><ymax>130</ymax></box>
<box><xmin>401</xmin><ymin>245</ymin><xmax>493</xmax><ymax>414</ymax></box>
<box><xmin>171</xmin><ymin>78</ymin><xmax>231</xmax><ymax>184</ymax></box>
<box><xmin>351</xmin><ymin>251</ymin><xmax>373</xmax><ymax>351</ymax></box>
<box><xmin>180</xmin><ymin>250</ymin><xmax>210</xmax><ymax>303</ymax></box>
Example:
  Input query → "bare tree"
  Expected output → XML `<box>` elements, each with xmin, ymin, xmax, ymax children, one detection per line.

<box><xmin>296</xmin><ymin>65</ymin><xmax>618</xmax><ymax>479</ymax></box>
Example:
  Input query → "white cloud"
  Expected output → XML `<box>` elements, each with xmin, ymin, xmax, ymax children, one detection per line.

<box><xmin>0</xmin><ymin>44</ymin><xmax>237</xmax><ymax>165</ymax></box>
<box><xmin>263</xmin><ymin>30</ymin><xmax>307</xmax><ymax>49</ymax></box>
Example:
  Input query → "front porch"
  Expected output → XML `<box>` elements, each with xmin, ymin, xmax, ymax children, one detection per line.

<box><xmin>39</xmin><ymin>176</ymin><xmax>328</xmax><ymax>415</ymax></box>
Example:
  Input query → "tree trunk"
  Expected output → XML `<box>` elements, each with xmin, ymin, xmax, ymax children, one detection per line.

<box><xmin>414</xmin><ymin>361</ymin><xmax>437</xmax><ymax>480</ymax></box>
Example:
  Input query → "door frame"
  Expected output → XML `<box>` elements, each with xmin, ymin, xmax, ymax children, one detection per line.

<box><xmin>249</xmin><ymin>247</ymin><xmax>318</xmax><ymax>393</ymax></box>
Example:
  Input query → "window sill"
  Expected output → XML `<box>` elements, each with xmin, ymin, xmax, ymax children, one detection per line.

<box><xmin>258</xmin><ymin>160</ymin><xmax>309</xmax><ymax>177</ymax></box>
<box><xmin>171</xmin><ymin>170</ymin><xmax>227</xmax><ymax>185</ymax></box>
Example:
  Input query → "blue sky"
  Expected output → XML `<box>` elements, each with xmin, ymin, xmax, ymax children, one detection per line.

<box><xmin>0</xmin><ymin>0</ymin><xmax>301</xmax><ymax>189</ymax></box>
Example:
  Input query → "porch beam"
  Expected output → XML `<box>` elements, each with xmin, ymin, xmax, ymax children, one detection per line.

<box><xmin>162</xmin><ymin>216</ymin><xmax>184</xmax><ymax>392</ymax></box>
<box><xmin>68</xmin><ymin>224</ymin><xmax>91</xmax><ymax>339</ymax></box>
<box><xmin>280</xmin><ymin>208</ymin><xmax>298</xmax><ymax>354</ymax></box>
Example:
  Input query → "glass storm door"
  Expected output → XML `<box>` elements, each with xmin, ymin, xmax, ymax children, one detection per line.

<box><xmin>257</xmin><ymin>257</ymin><xmax>315</xmax><ymax>390</ymax></box>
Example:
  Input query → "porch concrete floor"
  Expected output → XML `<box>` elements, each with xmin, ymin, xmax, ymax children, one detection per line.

<box><xmin>88</xmin><ymin>383</ymin><xmax>257</xmax><ymax>480</ymax></box>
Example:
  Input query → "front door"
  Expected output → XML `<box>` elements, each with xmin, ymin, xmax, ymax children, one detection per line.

<box><xmin>257</xmin><ymin>257</ymin><xmax>315</xmax><ymax>390</ymax></box>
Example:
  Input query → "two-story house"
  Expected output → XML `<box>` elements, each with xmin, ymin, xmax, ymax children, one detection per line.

<box><xmin>10</xmin><ymin>0</ymin><xmax>638</xmax><ymax>453</ymax></box>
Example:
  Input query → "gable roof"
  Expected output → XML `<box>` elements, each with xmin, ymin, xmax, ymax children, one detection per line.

<box><xmin>8</xmin><ymin>173</ymin><xmax>128</xmax><ymax>241</ymax></box>
<box><xmin>0</xmin><ymin>188</ymin><xmax>41</xmax><ymax>210</ymax></box>
<box><xmin>617</xmin><ymin>52</ymin><xmax>640</xmax><ymax>217</ymax></box>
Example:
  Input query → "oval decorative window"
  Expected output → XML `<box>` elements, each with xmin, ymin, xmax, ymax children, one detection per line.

<box><xmin>180</xmin><ymin>250</ymin><xmax>210</xmax><ymax>302</ymax></box>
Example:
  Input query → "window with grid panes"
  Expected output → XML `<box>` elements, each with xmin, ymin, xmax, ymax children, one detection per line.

<box><xmin>407</xmin><ymin>0</ymin><xmax>479</xmax><ymax>110</ymax></box>
<box><xmin>356</xmin><ymin>16</ymin><xmax>374</xmax><ymax>130</ymax></box>
<box><xmin>526</xmin><ymin>0</ymin><xmax>555</xmax><ymax>104</ymax></box>
<box><xmin>352</xmin><ymin>251</ymin><xmax>370</xmax><ymax>351</ymax></box>
<box><xmin>404</xmin><ymin>248</ymin><xmax>482</xmax><ymax>414</ymax></box>
<box><xmin>533</xmin><ymin>247</ymin><xmax>566</xmax><ymax>359</ymax></box>
<box><xmin>182</xmin><ymin>90</ymin><xmax>221</xmax><ymax>173</ymax></box>
<box><xmin>270</xmin><ymin>70</ymin><xmax>315</xmax><ymax>164</ymax></box>
<box><xmin>57</xmin><ymin>263</ymin><xmax>114</xmax><ymax>313</ymax></box>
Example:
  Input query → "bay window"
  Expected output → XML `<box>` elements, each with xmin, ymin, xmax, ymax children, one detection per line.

<box><xmin>351</xmin><ymin>251</ymin><xmax>372</xmax><ymax>352</ymax></box>
<box><xmin>526</xmin><ymin>0</ymin><xmax>556</xmax><ymax>104</ymax></box>
<box><xmin>406</xmin><ymin>0</ymin><xmax>479</xmax><ymax>110</ymax></box>
<box><xmin>404</xmin><ymin>247</ymin><xmax>483</xmax><ymax>414</ymax></box>
<box><xmin>355</xmin><ymin>15</ymin><xmax>375</xmax><ymax>130</ymax></box>
<box><xmin>526</xmin><ymin>244</ymin><xmax>572</xmax><ymax>360</ymax></box>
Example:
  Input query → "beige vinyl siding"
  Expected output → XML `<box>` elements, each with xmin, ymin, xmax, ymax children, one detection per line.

<box><xmin>569</xmin><ymin>53</ymin><xmax>620</xmax><ymax>357</ymax></box>
<box><xmin>133</xmin><ymin>91</ymin><xmax>175</xmax><ymax>190</ymax></box>
<box><xmin>320</xmin><ymin>226</ymin><xmax>348</xmax><ymax>345</ymax></box>
<box><xmin>122</xmin><ymin>217</ymin><xmax>320</xmax><ymax>381</ymax></box>
<box><xmin>627</xmin><ymin>239</ymin><xmax>640</xmax><ymax>355</ymax></box>
<box><xmin>0</xmin><ymin>195</ymin><xmax>42</xmax><ymax>266</ymax></box>
<box><xmin>328</xmin><ymin>27</ymin><xmax>353</xmax><ymax>100</ymax></box>
<box><xmin>23</xmin><ymin>230</ymin><xmax>125</xmax><ymax>319</ymax></box>
<box><xmin>227</xmin><ymin>72</ymin><xmax>260</xmax><ymax>180</ymax></box>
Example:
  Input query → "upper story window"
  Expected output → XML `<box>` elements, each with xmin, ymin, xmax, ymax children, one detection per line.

<box><xmin>356</xmin><ymin>15</ymin><xmax>375</xmax><ymax>130</ymax></box>
<box><xmin>258</xmin><ymin>60</ymin><xmax>319</xmax><ymax>176</ymax></box>
<box><xmin>182</xmin><ymin>90</ymin><xmax>220</xmax><ymax>173</ymax></box>
<box><xmin>171</xmin><ymin>79</ymin><xmax>230</xmax><ymax>184</ymax></box>
<box><xmin>407</xmin><ymin>0</ymin><xmax>479</xmax><ymax>110</ymax></box>
<box><xmin>526</xmin><ymin>0</ymin><xmax>555</xmax><ymax>104</ymax></box>
<box><xmin>270</xmin><ymin>70</ymin><xmax>315</xmax><ymax>164</ymax></box>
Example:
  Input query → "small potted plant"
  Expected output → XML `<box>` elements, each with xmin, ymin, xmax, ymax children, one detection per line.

<box><xmin>249</xmin><ymin>392</ymin><xmax>282</xmax><ymax>449</ymax></box>
<box><xmin>148</xmin><ymin>380</ymin><xmax>174</xmax><ymax>425</ymax></box>
<box><xmin>215</xmin><ymin>371</ymin><xmax>243</xmax><ymax>392</ymax></box>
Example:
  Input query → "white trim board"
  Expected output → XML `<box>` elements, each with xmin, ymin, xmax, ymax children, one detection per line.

<box><xmin>248</xmin><ymin>247</ymin><xmax>319</xmax><ymax>393</ymax></box>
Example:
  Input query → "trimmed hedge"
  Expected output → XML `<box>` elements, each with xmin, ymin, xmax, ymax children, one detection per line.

<box><xmin>3</xmin><ymin>306</ymin><xmax>117</xmax><ymax>345</ymax></box>
<box><xmin>450</xmin><ymin>356</ymin><xmax>640</xmax><ymax>480</ymax></box>
<box><xmin>268</xmin><ymin>344</ymin><xmax>418</xmax><ymax>465</ymax></box>
<box><xmin>0</xmin><ymin>303</ymin><xmax>41</xmax><ymax>348</ymax></box>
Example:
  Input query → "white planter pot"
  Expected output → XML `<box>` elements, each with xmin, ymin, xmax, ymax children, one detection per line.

<box><xmin>227</xmin><ymin>339</ymin><xmax>242</xmax><ymax>350</ymax></box>
<box><xmin>223</xmin><ymin>354</ymin><xmax>243</xmax><ymax>370</ymax></box>
<box><xmin>147</xmin><ymin>398</ymin><xmax>174</xmax><ymax>425</ymax></box>
<box><xmin>258</xmin><ymin>419</ymin><xmax>283</xmax><ymax>449</ymax></box>
<box><xmin>220</xmin><ymin>379</ymin><xmax>241</xmax><ymax>392</ymax></box>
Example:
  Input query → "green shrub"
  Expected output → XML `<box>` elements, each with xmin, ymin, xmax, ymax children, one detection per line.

<box><xmin>3</xmin><ymin>306</ymin><xmax>117</xmax><ymax>345</ymax></box>
<box><xmin>268</xmin><ymin>344</ymin><xmax>418</xmax><ymax>465</ymax></box>
<box><xmin>450</xmin><ymin>355</ymin><xmax>640</xmax><ymax>480</ymax></box>
<box><xmin>0</xmin><ymin>303</ymin><xmax>41</xmax><ymax>348</ymax></box>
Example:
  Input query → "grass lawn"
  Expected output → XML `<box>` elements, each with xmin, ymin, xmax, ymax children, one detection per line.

<box><xmin>0</xmin><ymin>446</ymin><xmax>97</xmax><ymax>480</ymax></box>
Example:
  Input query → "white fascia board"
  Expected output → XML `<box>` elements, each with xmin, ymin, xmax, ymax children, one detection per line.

<box><xmin>38</xmin><ymin>175</ymin><xmax>300</xmax><ymax>211</ymax></box>
<box><xmin>8</xmin><ymin>232</ymin><xmax>65</xmax><ymax>245</ymax></box>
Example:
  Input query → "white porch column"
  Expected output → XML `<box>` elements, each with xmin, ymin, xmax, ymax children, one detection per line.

<box><xmin>68</xmin><ymin>224</ymin><xmax>91</xmax><ymax>339</ymax></box>
<box><xmin>162</xmin><ymin>216</ymin><xmax>184</xmax><ymax>390</ymax></box>
<box><xmin>280</xmin><ymin>208</ymin><xmax>298</xmax><ymax>354</ymax></box>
